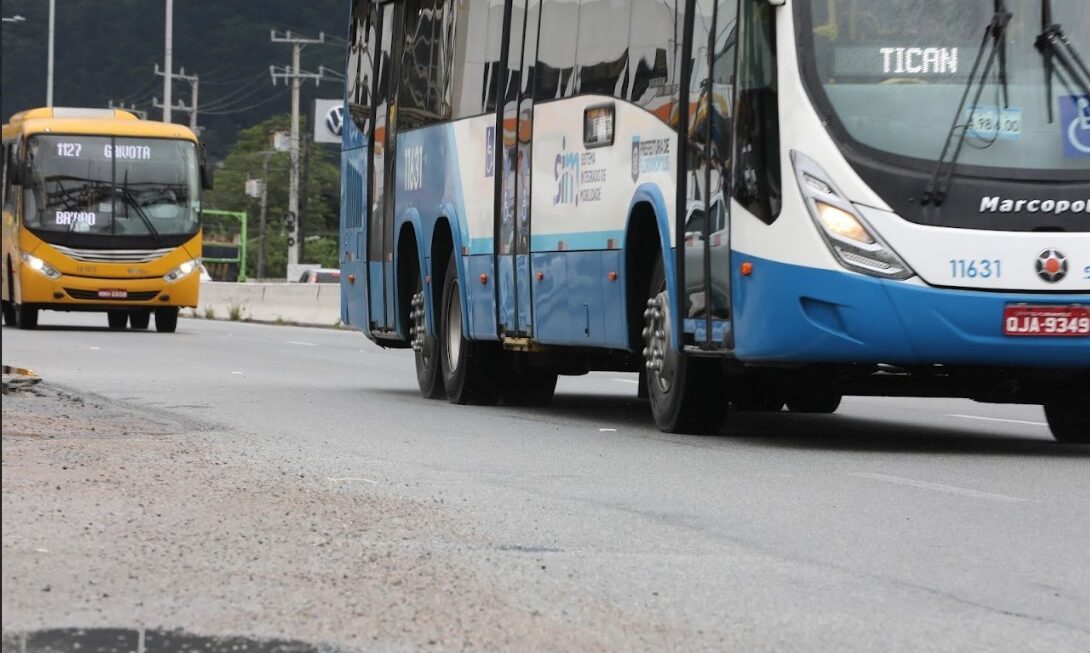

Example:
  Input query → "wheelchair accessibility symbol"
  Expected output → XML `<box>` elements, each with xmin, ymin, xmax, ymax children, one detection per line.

<box><xmin>1060</xmin><ymin>95</ymin><xmax>1090</xmax><ymax>157</ymax></box>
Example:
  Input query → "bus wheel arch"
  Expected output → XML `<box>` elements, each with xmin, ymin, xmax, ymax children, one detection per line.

<box><xmin>624</xmin><ymin>201</ymin><xmax>662</xmax><ymax>352</ymax></box>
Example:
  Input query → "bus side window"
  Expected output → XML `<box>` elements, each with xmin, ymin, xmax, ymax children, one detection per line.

<box><xmin>1</xmin><ymin>145</ymin><xmax>8</xmax><ymax>210</ymax></box>
<box><xmin>535</xmin><ymin>0</ymin><xmax>578</xmax><ymax>101</ymax></box>
<box><xmin>2</xmin><ymin>144</ymin><xmax>14</xmax><ymax>213</ymax></box>
<box><xmin>575</xmin><ymin>0</ymin><xmax>631</xmax><ymax>98</ymax></box>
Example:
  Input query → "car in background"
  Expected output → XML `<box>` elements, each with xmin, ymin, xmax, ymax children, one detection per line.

<box><xmin>298</xmin><ymin>268</ymin><xmax>340</xmax><ymax>284</ymax></box>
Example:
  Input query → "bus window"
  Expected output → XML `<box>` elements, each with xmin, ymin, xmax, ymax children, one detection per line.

<box><xmin>347</xmin><ymin>0</ymin><xmax>376</xmax><ymax>134</ymax></box>
<box><xmin>451</xmin><ymin>0</ymin><xmax>492</xmax><ymax>118</ymax></box>
<box><xmin>535</xmin><ymin>0</ymin><xmax>579</xmax><ymax>101</ymax></box>
<box><xmin>575</xmin><ymin>0</ymin><xmax>631</xmax><ymax>97</ymax></box>
<box><xmin>399</xmin><ymin>0</ymin><xmax>454</xmax><ymax>129</ymax></box>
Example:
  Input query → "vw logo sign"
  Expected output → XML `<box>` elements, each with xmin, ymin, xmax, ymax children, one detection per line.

<box><xmin>325</xmin><ymin>105</ymin><xmax>344</xmax><ymax>138</ymax></box>
<box><xmin>1035</xmin><ymin>248</ymin><xmax>1068</xmax><ymax>283</ymax></box>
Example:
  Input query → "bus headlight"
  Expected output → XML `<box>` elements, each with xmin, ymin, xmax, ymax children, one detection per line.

<box><xmin>791</xmin><ymin>150</ymin><xmax>914</xmax><ymax>280</ymax></box>
<box><xmin>20</xmin><ymin>253</ymin><xmax>62</xmax><ymax>280</ymax></box>
<box><xmin>163</xmin><ymin>259</ymin><xmax>200</xmax><ymax>283</ymax></box>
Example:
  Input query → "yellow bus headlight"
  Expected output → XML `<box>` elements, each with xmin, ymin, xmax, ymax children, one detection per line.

<box><xmin>163</xmin><ymin>259</ymin><xmax>200</xmax><ymax>283</ymax></box>
<box><xmin>20</xmin><ymin>253</ymin><xmax>62</xmax><ymax>280</ymax></box>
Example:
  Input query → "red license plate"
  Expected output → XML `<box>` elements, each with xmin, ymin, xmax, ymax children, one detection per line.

<box><xmin>1003</xmin><ymin>305</ymin><xmax>1090</xmax><ymax>337</ymax></box>
<box><xmin>97</xmin><ymin>289</ymin><xmax>128</xmax><ymax>299</ymax></box>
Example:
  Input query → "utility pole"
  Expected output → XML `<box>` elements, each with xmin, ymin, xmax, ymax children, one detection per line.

<box><xmin>270</xmin><ymin>29</ymin><xmax>325</xmax><ymax>275</ymax></box>
<box><xmin>155</xmin><ymin>64</ymin><xmax>198</xmax><ymax>130</ymax></box>
<box><xmin>256</xmin><ymin>152</ymin><xmax>275</xmax><ymax>279</ymax></box>
<box><xmin>46</xmin><ymin>0</ymin><xmax>54</xmax><ymax>106</ymax></box>
<box><xmin>163</xmin><ymin>0</ymin><xmax>173</xmax><ymax>122</ymax></box>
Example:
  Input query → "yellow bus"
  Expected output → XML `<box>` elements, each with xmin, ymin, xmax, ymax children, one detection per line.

<box><xmin>1</xmin><ymin>107</ymin><xmax>212</xmax><ymax>332</ymax></box>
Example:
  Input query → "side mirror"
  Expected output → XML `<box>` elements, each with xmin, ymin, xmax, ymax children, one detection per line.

<box><xmin>199</xmin><ymin>144</ymin><xmax>214</xmax><ymax>190</ymax></box>
<box><xmin>10</xmin><ymin>161</ymin><xmax>31</xmax><ymax>187</ymax></box>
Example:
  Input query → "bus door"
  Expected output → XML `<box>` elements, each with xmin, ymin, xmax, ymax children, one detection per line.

<box><xmin>495</xmin><ymin>0</ymin><xmax>537</xmax><ymax>338</ymax></box>
<box><xmin>367</xmin><ymin>0</ymin><xmax>402</xmax><ymax>332</ymax></box>
<box><xmin>680</xmin><ymin>0</ymin><xmax>737</xmax><ymax>349</ymax></box>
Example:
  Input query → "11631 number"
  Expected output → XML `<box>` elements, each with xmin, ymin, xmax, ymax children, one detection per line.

<box><xmin>950</xmin><ymin>258</ymin><xmax>1001</xmax><ymax>279</ymax></box>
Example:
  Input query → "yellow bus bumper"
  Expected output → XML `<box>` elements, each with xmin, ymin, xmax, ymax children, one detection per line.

<box><xmin>18</xmin><ymin>269</ymin><xmax>199</xmax><ymax>309</ymax></box>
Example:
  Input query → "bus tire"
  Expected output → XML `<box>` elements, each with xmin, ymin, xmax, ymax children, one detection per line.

<box><xmin>1045</xmin><ymin>396</ymin><xmax>1088</xmax><ymax>444</ymax></box>
<box><xmin>786</xmin><ymin>389</ymin><xmax>842</xmax><ymax>414</ymax></box>
<box><xmin>108</xmin><ymin>311</ymin><xmax>129</xmax><ymax>330</ymax></box>
<box><xmin>439</xmin><ymin>256</ymin><xmax>498</xmax><ymax>405</ymax></box>
<box><xmin>501</xmin><ymin>368</ymin><xmax>558</xmax><ymax>407</ymax></box>
<box><xmin>2</xmin><ymin>301</ymin><xmax>15</xmax><ymax>326</ymax></box>
<box><xmin>733</xmin><ymin>380</ymin><xmax>786</xmax><ymax>412</ymax></box>
<box><xmin>412</xmin><ymin>275</ymin><xmax>444</xmax><ymax>399</ymax></box>
<box><xmin>644</xmin><ymin>256</ymin><xmax>728</xmax><ymax>434</ymax></box>
<box><xmin>130</xmin><ymin>310</ymin><xmax>151</xmax><ymax>330</ymax></box>
<box><xmin>155</xmin><ymin>307</ymin><xmax>179</xmax><ymax>333</ymax></box>
<box><xmin>15</xmin><ymin>304</ymin><xmax>38</xmax><ymax>330</ymax></box>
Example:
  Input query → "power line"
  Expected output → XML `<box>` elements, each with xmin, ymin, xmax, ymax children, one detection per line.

<box><xmin>200</xmin><ymin>87</ymin><xmax>289</xmax><ymax>115</ymax></box>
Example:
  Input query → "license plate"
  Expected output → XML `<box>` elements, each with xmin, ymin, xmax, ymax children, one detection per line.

<box><xmin>97</xmin><ymin>289</ymin><xmax>128</xmax><ymax>299</ymax></box>
<box><xmin>1003</xmin><ymin>305</ymin><xmax>1090</xmax><ymax>337</ymax></box>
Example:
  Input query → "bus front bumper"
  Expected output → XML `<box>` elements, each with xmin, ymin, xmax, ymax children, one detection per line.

<box><xmin>731</xmin><ymin>254</ymin><xmax>1090</xmax><ymax>369</ymax></box>
<box><xmin>18</xmin><ymin>270</ymin><xmax>199</xmax><ymax>309</ymax></box>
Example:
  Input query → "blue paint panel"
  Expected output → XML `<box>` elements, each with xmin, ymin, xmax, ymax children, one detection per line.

<box><xmin>516</xmin><ymin>254</ymin><xmax>532</xmax><ymax>332</ymax></box>
<box><xmin>732</xmin><ymin>253</ymin><xmax>1090</xmax><ymax>367</ymax></box>
<box><xmin>532</xmin><ymin>251</ymin><xmax>623</xmax><ymax>347</ymax></box>
<box><xmin>465</xmin><ymin>254</ymin><xmax>499</xmax><ymax>341</ymax></box>
<box><xmin>339</xmin><ymin>146</ymin><xmax>368</xmax><ymax>333</ymax></box>
<box><xmin>529</xmin><ymin>230</ymin><xmax>625</xmax><ymax>252</ymax></box>
<box><xmin>498</xmin><ymin>253</ymin><xmax>516</xmax><ymax>332</ymax></box>
<box><xmin>368</xmin><ymin>261</ymin><xmax>385</xmax><ymax>328</ymax></box>
<box><xmin>600</xmin><ymin>250</ymin><xmax>627</xmax><ymax>349</ymax></box>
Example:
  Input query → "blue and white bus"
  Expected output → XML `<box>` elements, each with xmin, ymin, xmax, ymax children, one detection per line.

<box><xmin>339</xmin><ymin>0</ymin><xmax>1090</xmax><ymax>441</ymax></box>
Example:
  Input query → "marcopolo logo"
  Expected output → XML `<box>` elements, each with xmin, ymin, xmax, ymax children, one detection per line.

<box><xmin>979</xmin><ymin>196</ymin><xmax>1089</xmax><ymax>214</ymax></box>
<box><xmin>1035</xmin><ymin>249</ymin><xmax>1068</xmax><ymax>283</ymax></box>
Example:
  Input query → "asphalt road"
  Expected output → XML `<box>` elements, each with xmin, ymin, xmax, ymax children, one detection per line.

<box><xmin>3</xmin><ymin>313</ymin><xmax>1089</xmax><ymax>652</ymax></box>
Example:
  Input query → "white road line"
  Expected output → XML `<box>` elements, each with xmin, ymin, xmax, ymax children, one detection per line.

<box><xmin>611</xmin><ymin>378</ymin><xmax>639</xmax><ymax>385</ymax></box>
<box><xmin>285</xmin><ymin>340</ymin><xmax>318</xmax><ymax>347</ymax></box>
<box><xmin>599</xmin><ymin>428</ymin><xmax>617</xmax><ymax>433</ymax></box>
<box><xmin>946</xmin><ymin>414</ymin><xmax>1048</xmax><ymax>427</ymax></box>
<box><xmin>328</xmin><ymin>477</ymin><xmax>377</xmax><ymax>485</ymax></box>
<box><xmin>850</xmin><ymin>472</ymin><xmax>1029</xmax><ymax>503</ymax></box>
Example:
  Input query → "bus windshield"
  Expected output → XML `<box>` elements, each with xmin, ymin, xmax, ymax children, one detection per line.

<box><xmin>799</xmin><ymin>0</ymin><xmax>1090</xmax><ymax>176</ymax></box>
<box><xmin>23</xmin><ymin>135</ymin><xmax>200</xmax><ymax>238</ymax></box>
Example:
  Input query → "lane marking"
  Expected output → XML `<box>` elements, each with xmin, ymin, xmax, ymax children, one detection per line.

<box><xmin>328</xmin><ymin>477</ymin><xmax>377</xmax><ymax>485</ymax></box>
<box><xmin>946</xmin><ymin>414</ymin><xmax>1047</xmax><ymax>428</ymax></box>
<box><xmin>611</xmin><ymin>378</ymin><xmax>639</xmax><ymax>385</ymax></box>
<box><xmin>89</xmin><ymin>346</ymin><xmax>101</xmax><ymax>351</ymax></box>
<box><xmin>598</xmin><ymin>428</ymin><xmax>617</xmax><ymax>432</ymax></box>
<box><xmin>230</xmin><ymin>371</ymin><xmax>244</xmax><ymax>375</ymax></box>
<box><xmin>285</xmin><ymin>340</ymin><xmax>318</xmax><ymax>347</ymax></box>
<box><xmin>850</xmin><ymin>472</ymin><xmax>1029</xmax><ymax>503</ymax></box>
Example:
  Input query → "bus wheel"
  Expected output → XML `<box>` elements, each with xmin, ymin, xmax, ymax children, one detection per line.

<box><xmin>107</xmin><ymin>311</ymin><xmax>129</xmax><ymax>330</ymax></box>
<box><xmin>15</xmin><ymin>304</ymin><xmax>38</xmax><ymax>330</ymax></box>
<box><xmin>732</xmin><ymin>380</ymin><xmax>786</xmax><ymax>412</ymax></box>
<box><xmin>130</xmin><ymin>310</ymin><xmax>151</xmax><ymax>330</ymax></box>
<box><xmin>155</xmin><ymin>307</ymin><xmax>179</xmax><ymax>333</ymax></box>
<box><xmin>643</xmin><ymin>257</ymin><xmax>727</xmax><ymax>434</ymax></box>
<box><xmin>786</xmin><ymin>388</ymin><xmax>842</xmax><ymax>414</ymax></box>
<box><xmin>2</xmin><ymin>301</ymin><xmax>15</xmax><ymax>326</ymax></box>
<box><xmin>439</xmin><ymin>256</ymin><xmax>498</xmax><ymax>405</ymax></box>
<box><xmin>411</xmin><ymin>277</ymin><xmax>444</xmax><ymax>399</ymax></box>
<box><xmin>1045</xmin><ymin>396</ymin><xmax>1088</xmax><ymax>444</ymax></box>
<box><xmin>501</xmin><ymin>368</ymin><xmax>558</xmax><ymax>407</ymax></box>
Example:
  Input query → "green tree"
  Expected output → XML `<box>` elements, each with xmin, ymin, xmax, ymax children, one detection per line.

<box><xmin>204</xmin><ymin>114</ymin><xmax>341</xmax><ymax>279</ymax></box>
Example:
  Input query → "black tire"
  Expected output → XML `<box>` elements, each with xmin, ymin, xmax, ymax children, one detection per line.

<box><xmin>732</xmin><ymin>381</ymin><xmax>786</xmax><ymax>412</ymax></box>
<box><xmin>107</xmin><ymin>311</ymin><xmax>129</xmax><ymax>330</ymax></box>
<box><xmin>2</xmin><ymin>300</ymin><xmax>15</xmax><ymax>326</ymax></box>
<box><xmin>786</xmin><ymin>388</ymin><xmax>842</xmax><ymax>414</ymax></box>
<box><xmin>130</xmin><ymin>310</ymin><xmax>151</xmax><ymax>330</ymax></box>
<box><xmin>439</xmin><ymin>256</ymin><xmax>498</xmax><ymax>405</ymax></box>
<box><xmin>644</xmin><ymin>256</ymin><xmax>728</xmax><ymax>434</ymax></box>
<box><xmin>16</xmin><ymin>304</ymin><xmax>38</xmax><ymax>330</ymax></box>
<box><xmin>501</xmin><ymin>368</ymin><xmax>558</xmax><ymax>407</ymax></box>
<box><xmin>1045</xmin><ymin>396</ymin><xmax>1088</xmax><ymax>444</ymax></box>
<box><xmin>155</xmin><ymin>307</ymin><xmax>179</xmax><ymax>333</ymax></box>
<box><xmin>413</xmin><ymin>274</ymin><xmax>444</xmax><ymax>399</ymax></box>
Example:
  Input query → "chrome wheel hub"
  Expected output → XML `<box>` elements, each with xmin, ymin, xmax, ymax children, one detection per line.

<box><xmin>445</xmin><ymin>283</ymin><xmax>462</xmax><ymax>371</ymax></box>
<box><xmin>409</xmin><ymin>290</ymin><xmax>426</xmax><ymax>353</ymax></box>
<box><xmin>642</xmin><ymin>292</ymin><xmax>676</xmax><ymax>393</ymax></box>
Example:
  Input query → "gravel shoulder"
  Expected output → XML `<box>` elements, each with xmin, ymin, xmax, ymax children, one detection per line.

<box><xmin>1</xmin><ymin>382</ymin><xmax>629</xmax><ymax>652</ymax></box>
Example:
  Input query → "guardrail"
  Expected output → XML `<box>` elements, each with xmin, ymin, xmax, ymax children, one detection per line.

<box><xmin>193</xmin><ymin>282</ymin><xmax>341</xmax><ymax>327</ymax></box>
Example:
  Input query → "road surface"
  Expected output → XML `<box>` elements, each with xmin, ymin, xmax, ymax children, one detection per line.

<box><xmin>3</xmin><ymin>313</ymin><xmax>1088</xmax><ymax>652</ymax></box>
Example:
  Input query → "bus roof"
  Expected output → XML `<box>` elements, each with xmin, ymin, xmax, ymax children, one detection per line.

<box><xmin>2</xmin><ymin>107</ymin><xmax>198</xmax><ymax>143</ymax></box>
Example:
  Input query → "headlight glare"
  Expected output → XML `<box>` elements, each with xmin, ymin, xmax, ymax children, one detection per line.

<box><xmin>815</xmin><ymin>202</ymin><xmax>874</xmax><ymax>244</ymax></box>
<box><xmin>20</xmin><ymin>253</ymin><xmax>62</xmax><ymax>279</ymax></box>
<box><xmin>164</xmin><ymin>258</ymin><xmax>201</xmax><ymax>283</ymax></box>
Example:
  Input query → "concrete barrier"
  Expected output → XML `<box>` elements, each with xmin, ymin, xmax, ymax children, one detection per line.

<box><xmin>192</xmin><ymin>282</ymin><xmax>341</xmax><ymax>326</ymax></box>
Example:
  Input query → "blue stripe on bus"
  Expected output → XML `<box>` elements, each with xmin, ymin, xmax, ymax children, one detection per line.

<box><xmin>731</xmin><ymin>253</ymin><xmax>1090</xmax><ymax>367</ymax></box>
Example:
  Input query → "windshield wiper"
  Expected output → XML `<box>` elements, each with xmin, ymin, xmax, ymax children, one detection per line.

<box><xmin>117</xmin><ymin>170</ymin><xmax>162</xmax><ymax>243</ymax></box>
<box><xmin>1035</xmin><ymin>0</ymin><xmax>1090</xmax><ymax>122</ymax></box>
<box><xmin>922</xmin><ymin>0</ymin><xmax>1012</xmax><ymax>207</ymax></box>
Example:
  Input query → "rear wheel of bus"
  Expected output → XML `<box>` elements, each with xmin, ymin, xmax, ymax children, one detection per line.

<box><xmin>130</xmin><ymin>310</ymin><xmax>151</xmax><ymax>330</ymax></box>
<box><xmin>439</xmin><ymin>256</ymin><xmax>497</xmax><ymax>405</ymax></box>
<box><xmin>411</xmin><ymin>273</ymin><xmax>444</xmax><ymax>399</ymax></box>
<box><xmin>155</xmin><ymin>307</ymin><xmax>179</xmax><ymax>333</ymax></box>
<box><xmin>643</xmin><ymin>256</ymin><xmax>728</xmax><ymax>434</ymax></box>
